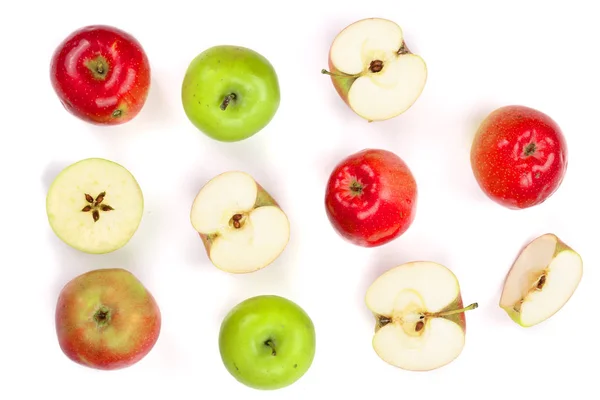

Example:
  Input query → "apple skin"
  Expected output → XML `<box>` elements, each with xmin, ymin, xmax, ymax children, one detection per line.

<box><xmin>55</xmin><ymin>268</ymin><xmax>161</xmax><ymax>370</ymax></box>
<box><xmin>325</xmin><ymin>149</ymin><xmax>417</xmax><ymax>247</ymax></box>
<box><xmin>470</xmin><ymin>105</ymin><xmax>568</xmax><ymax>209</ymax></box>
<box><xmin>50</xmin><ymin>25</ymin><xmax>151</xmax><ymax>125</ymax></box>
<box><xmin>181</xmin><ymin>45</ymin><xmax>280</xmax><ymax>142</ymax></box>
<box><xmin>199</xmin><ymin>179</ymin><xmax>279</xmax><ymax>262</ymax></box>
<box><xmin>219</xmin><ymin>295</ymin><xmax>316</xmax><ymax>390</ymax></box>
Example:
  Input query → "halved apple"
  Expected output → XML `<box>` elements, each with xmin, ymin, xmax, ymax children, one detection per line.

<box><xmin>322</xmin><ymin>17</ymin><xmax>427</xmax><ymax>122</ymax></box>
<box><xmin>190</xmin><ymin>171</ymin><xmax>290</xmax><ymax>274</ymax></box>
<box><xmin>499</xmin><ymin>233</ymin><xmax>583</xmax><ymax>328</ymax></box>
<box><xmin>365</xmin><ymin>261</ymin><xmax>478</xmax><ymax>371</ymax></box>
<box><xmin>46</xmin><ymin>158</ymin><xmax>144</xmax><ymax>254</ymax></box>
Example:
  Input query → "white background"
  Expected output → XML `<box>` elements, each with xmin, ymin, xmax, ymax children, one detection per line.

<box><xmin>0</xmin><ymin>0</ymin><xmax>598</xmax><ymax>399</ymax></box>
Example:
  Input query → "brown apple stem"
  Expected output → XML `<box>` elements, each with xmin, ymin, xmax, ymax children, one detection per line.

<box><xmin>220</xmin><ymin>93</ymin><xmax>236</xmax><ymax>110</ymax></box>
<box><xmin>264</xmin><ymin>339</ymin><xmax>277</xmax><ymax>356</ymax></box>
<box><xmin>434</xmin><ymin>303</ymin><xmax>479</xmax><ymax>317</ymax></box>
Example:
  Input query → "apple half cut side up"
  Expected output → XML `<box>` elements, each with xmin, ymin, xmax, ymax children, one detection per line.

<box><xmin>365</xmin><ymin>261</ymin><xmax>478</xmax><ymax>371</ymax></box>
<box><xmin>322</xmin><ymin>18</ymin><xmax>427</xmax><ymax>122</ymax></box>
<box><xmin>190</xmin><ymin>171</ymin><xmax>290</xmax><ymax>273</ymax></box>
<box><xmin>46</xmin><ymin>158</ymin><xmax>144</xmax><ymax>254</ymax></box>
<box><xmin>499</xmin><ymin>233</ymin><xmax>583</xmax><ymax>328</ymax></box>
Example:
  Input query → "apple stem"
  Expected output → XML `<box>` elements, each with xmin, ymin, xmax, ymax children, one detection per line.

<box><xmin>220</xmin><ymin>93</ymin><xmax>236</xmax><ymax>110</ymax></box>
<box><xmin>435</xmin><ymin>303</ymin><xmax>479</xmax><ymax>317</ymax></box>
<box><xmin>264</xmin><ymin>339</ymin><xmax>277</xmax><ymax>356</ymax></box>
<box><xmin>321</xmin><ymin>69</ymin><xmax>358</xmax><ymax>78</ymax></box>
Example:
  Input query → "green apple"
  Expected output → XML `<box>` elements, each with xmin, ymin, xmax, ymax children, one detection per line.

<box><xmin>181</xmin><ymin>45</ymin><xmax>280</xmax><ymax>142</ymax></box>
<box><xmin>46</xmin><ymin>158</ymin><xmax>144</xmax><ymax>254</ymax></box>
<box><xmin>218</xmin><ymin>295</ymin><xmax>316</xmax><ymax>390</ymax></box>
<box><xmin>499</xmin><ymin>233</ymin><xmax>583</xmax><ymax>327</ymax></box>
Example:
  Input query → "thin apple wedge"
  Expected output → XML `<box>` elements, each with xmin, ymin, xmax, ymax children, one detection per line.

<box><xmin>190</xmin><ymin>171</ymin><xmax>290</xmax><ymax>274</ymax></box>
<box><xmin>322</xmin><ymin>18</ymin><xmax>427</xmax><ymax>122</ymax></box>
<box><xmin>499</xmin><ymin>233</ymin><xmax>583</xmax><ymax>327</ymax></box>
<box><xmin>365</xmin><ymin>261</ymin><xmax>478</xmax><ymax>371</ymax></box>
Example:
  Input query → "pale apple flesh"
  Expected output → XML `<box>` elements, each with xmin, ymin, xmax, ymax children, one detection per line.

<box><xmin>46</xmin><ymin>158</ymin><xmax>144</xmax><ymax>254</ymax></box>
<box><xmin>365</xmin><ymin>261</ymin><xmax>477</xmax><ymax>371</ymax></box>
<box><xmin>322</xmin><ymin>18</ymin><xmax>427</xmax><ymax>122</ymax></box>
<box><xmin>499</xmin><ymin>233</ymin><xmax>583</xmax><ymax>327</ymax></box>
<box><xmin>190</xmin><ymin>171</ymin><xmax>290</xmax><ymax>273</ymax></box>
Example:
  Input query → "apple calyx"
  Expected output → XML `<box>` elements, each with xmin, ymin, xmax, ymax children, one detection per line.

<box><xmin>93</xmin><ymin>305</ymin><xmax>112</xmax><ymax>328</ymax></box>
<box><xmin>85</xmin><ymin>55</ymin><xmax>110</xmax><ymax>80</ymax></box>
<box><xmin>81</xmin><ymin>191</ymin><xmax>115</xmax><ymax>223</ymax></box>
<box><xmin>220</xmin><ymin>93</ymin><xmax>237</xmax><ymax>110</ymax></box>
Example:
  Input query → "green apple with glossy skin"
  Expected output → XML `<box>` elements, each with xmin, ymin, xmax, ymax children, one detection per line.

<box><xmin>219</xmin><ymin>295</ymin><xmax>316</xmax><ymax>390</ymax></box>
<box><xmin>181</xmin><ymin>45</ymin><xmax>280</xmax><ymax>142</ymax></box>
<box><xmin>46</xmin><ymin>158</ymin><xmax>144</xmax><ymax>254</ymax></box>
<box><xmin>499</xmin><ymin>233</ymin><xmax>583</xmax><ymax>327</ymax></box>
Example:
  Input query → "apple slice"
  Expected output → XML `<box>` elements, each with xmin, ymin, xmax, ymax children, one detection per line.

<box><xmin>365</xmin><ymin>261</ymin><xmax>478</xmax><ymax>371</ymax></box>
<box><xmin>190</xmin><ymin>171</ymin><xmax>290</xmax><ymax>273</ymax></box>
<box><xmin>499</xmin><ymin>233</ymin><xmax>583</xmax><ymax>327</ymax></box>
<box><xmin>46</xmin><ymin>158</ymin><xmax>144</xmax><ymax>254</ymax></box>
<box><xmin>322</xmin><ymin>18</ymin><xmax>427</xmax><ymax>122</ymax></box>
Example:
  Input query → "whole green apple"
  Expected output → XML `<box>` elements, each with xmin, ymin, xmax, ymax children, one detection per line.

<box><xmin>219</xmin><ymin>295</ymin><xmax>316</xmax><ymax>390</ymax></box>
<box><xmin>181</xmin><ymin>45</ymin><xmax>280</xmax><ymax>142</ymax></box>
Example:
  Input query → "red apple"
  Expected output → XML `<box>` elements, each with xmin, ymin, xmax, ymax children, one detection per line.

<box><xmin>470</xmin><ymin>105</ymin><xmax>568</xmax><ymax>209</ymax></box>
<box><xmin>50</xmin><ymin>25</ymin><xmax>151</xmax><ymax>125</ymax></box>
<box><xmin>325</xmin><ymin>149</ymin><xmax>418</xmax><ymax>247</ymax></box>
<box><xmin>55</xmin><ymin>268</ymin><xmax>161</xmax><ymax>370</ymax></box>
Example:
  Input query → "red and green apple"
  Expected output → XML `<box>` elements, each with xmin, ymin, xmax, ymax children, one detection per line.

<box><xmin>55</xmin><ymin>268</ymin><xmax>161</xmax><ymax>370</ymax></box>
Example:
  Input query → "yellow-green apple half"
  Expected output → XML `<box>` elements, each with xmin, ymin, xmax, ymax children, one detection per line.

<box><xmin>190</xmin><ymin>171</ymin><xmax>290</xmax><ymax>273</ymax></box>
<box><xmin>55</xmin><ymin>268</ymin><xmax>161</xmax><ymax>370</ymax></box>
<box><xmin>499</xmin><ymin>233</ymin><xmax>583</xmax><ymax>327</ymax></box>
<box><xmin>322</xmin><ymin>18</ymin><xmax>427</xmax><ymax>122</ymax></box>
<box><xmin>365</xmin><ymin>261</ymin><xmax>478</xmax><ymax>371</ymax></box>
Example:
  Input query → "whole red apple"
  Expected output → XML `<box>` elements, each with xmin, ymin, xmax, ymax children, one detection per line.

<box><xmin>470</xmin><ymin>105</ymin><xmax>568</xmax><ymax>209</ymax></box>
<box><xmin>55</xmin><ymin>268</ymin><xmax>161</xmax><ymax>370</ymax></box>
<box><xmin>50</xmin><ymin>25</ymin><xmax>151</xmax><ymax>125</ymax></box>
<box><xmin>325</xmin><ymin>149</ymin><xmax>418</xmax><ymax>247</ymax></box>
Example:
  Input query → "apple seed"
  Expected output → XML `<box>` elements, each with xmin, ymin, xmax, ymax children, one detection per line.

<box><xmin>369</xmin><ymin>60</ymin><xmax>384</xmax><ymax>73</ymax></box>
<box><xmin>230</xmin><ymin>213</ymin><xmax>244</xmax><ymax>229</ymax></box>
<box><xmin>536</xmin><ymin>274</ymin><xmax>546</xmax><ymax>290</ymax></box>
<box><xmin>415</xmin><ymin>320</ymin><xmax>424</xmax><ymax>332</ymax></box>
<box><xmin>81</xmin><ymin>191</ymin><xmax>115</xmax><ymax>222</ymax></box>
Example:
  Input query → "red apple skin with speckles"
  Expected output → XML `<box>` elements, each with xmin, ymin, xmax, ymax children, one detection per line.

<box><xmin>50</xmin><ymin>25</ymin><xmax>151</xmax><ymax>125</ymax></box>
<box><xmin>55</xmin><ymin>268</ymin><xmax>161</xmax><ymax>370</ymax></box>
<box><xmin>325</xmin><ymin>149</ymin><xmax>418</xmax><ymax>247</ymax></box>
<box><xmin>470</xmin><ymin>105</ymin><xmax>568</xmax><ymax>210</ymax></box>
